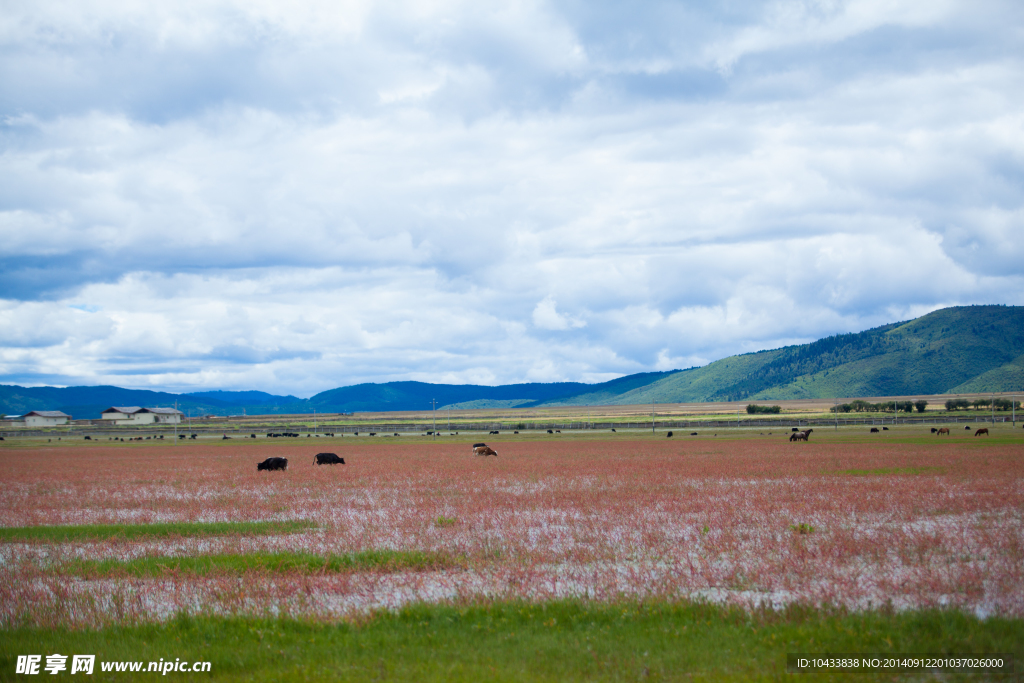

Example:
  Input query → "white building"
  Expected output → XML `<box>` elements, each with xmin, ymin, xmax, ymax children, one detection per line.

<box><xmin>22</xmin><ymin>410</ymin><xmax>71</xmax><ymax>427</ymax></box>
<box><xmin>101</xmin><ymin>406</ymin><xmax>183</xmax><ymax>425</ymax></box>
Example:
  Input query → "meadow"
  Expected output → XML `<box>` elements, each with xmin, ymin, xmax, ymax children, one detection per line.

<box><xmin>1</xmin><ymin>426</ymin><xmax>1021</xmax><ymax>679</ymax></box>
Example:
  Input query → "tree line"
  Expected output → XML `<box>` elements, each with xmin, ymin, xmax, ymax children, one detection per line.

<box><xmin>945</xmin><ymin>398</ymin><xmax>1021</xmax><ymax>411</ymax></box>
<box><xmin>829</xmin><ymin>400</ymin><xmax>928</xmax><ymax>414</ymax></box>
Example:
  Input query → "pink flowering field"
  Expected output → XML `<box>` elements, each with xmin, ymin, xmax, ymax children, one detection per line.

<box><xmin>1</xmin><ymin>431</ymin><xmax>1022</xmax><ymax>627</ymax></box>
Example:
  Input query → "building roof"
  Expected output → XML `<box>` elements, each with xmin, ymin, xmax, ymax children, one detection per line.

<box><xmin>24</xmin><ymin>410</ymin><xmax>71</xmax><ymax>418</ymax></box>
<box><xmin>102</xmin><ymin>406</ymin><xmax>183</xmax><ymax>415</ymax></box>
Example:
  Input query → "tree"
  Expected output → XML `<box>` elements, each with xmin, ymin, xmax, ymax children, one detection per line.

<box><xmin>914</xmin><ymin>400</ymin><xmax>928</xmax><ymax>413</ymax></box>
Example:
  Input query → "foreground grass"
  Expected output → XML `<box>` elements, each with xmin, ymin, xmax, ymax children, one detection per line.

<box><xmin>0</xmin><ymin>521</ymin><xmax>316</xmax><ymax>544</ymax></box>
<box><xmin>1</xmin><ymin>600</ymin><xmax>1019</xmax><ymax>682</ymax></box>
<box><xmin>59</xmin><ymin>550</ymin><xmax>465</xmax><ymax>577</ymax></box>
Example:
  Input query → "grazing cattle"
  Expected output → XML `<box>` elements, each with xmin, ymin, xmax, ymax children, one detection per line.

<box><xmin>547</xmin><ymin>429</ymin><xmax>553</xmax><ymax>434</ymax></box>
<box><xmin>611</xmin><ymin>428</ymin><xmax>616</xmax><ymax>432</ymax></box>
<box><xmin>975</xmin><ymin>428</ymin><xmax>989</xmax><ymax>437</ymax></box>
<box><xmin>791</xmin><ymin>427</ymin><xmax>800</xmax><ymax>432</ymax></box>
<box><xmin>882</xmin><ymin>427</ymin><xmax>889</xmax><ymax>431</ymax></box>
<box><xmin>251</xmin><ymin>434</ymin><xmax>256</xmax><ymax>439</ymax></box>
<box><xmin>936</xmin><ymin>427</ymin><xmax>950</xmax><ymax>436</ymax></box>
<box><xmin>313</xmin><ymin>453</ymin><xmax>345</xmax><ymax>465</ymax></box>
<box><xmin>555</xmin><ymin>430</ymin><xmax>561</xmax><ymax>433</ymax></box>
<box><xmin>513</xmin><ymin>431</ymin><xmax>519</xmax><ymax>434</ymax></box>
<box><xmin>870</xmin><ymin>427</ymin><xmax>879</xmax><ymax>433</ymax></box>
<box><xmin>84</xmin><ymin>436</ymin><xmax>91</xmax><ymax>440</ymax></box>
<box><xmin>473</xmin><ymin>445</ymin><xmax>498</xmax><ymax>456</ymax></box>
<box><xmin>369</xmin><ymin>432</ymin><xmax>376</xmax><ymax>436</ymax></box>
<box><xmin>965</xmin><ymin>426</ymin><xmax>971</xmax><ymax>430</ymax></box>
<box><xmin>666</xmin><ymin>431</ymin><xmax>673</xmax><ymax>438</ymax></box>
<box><xmin>690</xmin><ymin>432</ymin><xmax>698</xmax><ymax>436</ymax></box>
<box><xmin>257</xmin><ymin>457</ymin><xmax>288</xmax><ymax>471</ymax></box>
<box><xmin>930</xmin><ymin>428</ymin><xmax>937</xmax><ymax>434</ymax></box>
<box><xmin>222</xmin><ymin>435</ymin><xmax>231</xmax><ymax>440</ymax></box>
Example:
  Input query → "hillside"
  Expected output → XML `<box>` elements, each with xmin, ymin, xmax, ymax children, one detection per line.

<box><xmin>306</xmin><ymin>372</ymin><xmax>679</xmax><ymax>413</ymax></box>
<box><xmin>611</xmin><ymin>305</ymin><xmax>1024</xmax><ymax>404</ymax></box>
<box><xmin>2</xmin><ymin>305</ymin><xmax>1021</xmax><ymax>416</ymax></box>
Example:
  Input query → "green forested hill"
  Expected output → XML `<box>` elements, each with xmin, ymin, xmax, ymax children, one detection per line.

<box><xmin>603</xmin><ymin>305</ymin><xmax>1024</xmax><ymax>404</ymax></box>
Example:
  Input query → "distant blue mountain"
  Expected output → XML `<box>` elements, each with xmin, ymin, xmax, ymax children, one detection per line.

<box><xmin>184</xmin><ymin>390</ymin><xmax>300</xmax><ymax>406</ymax></box>
<box><xmin>0</xmin><ymin>372</ymin><xmax>680</xmax><ymax>418</ymax></box>
<box><xmin>306</xmin><ymin>372</ymin><xmax>678</xmax><ymax>413</ymax></box>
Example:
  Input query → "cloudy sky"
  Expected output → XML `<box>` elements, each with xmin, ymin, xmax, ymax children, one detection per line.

<box><xmin>1</xmin><ymin>0</ymin><xmax>1022</xmax><ymax>396</ymax></box>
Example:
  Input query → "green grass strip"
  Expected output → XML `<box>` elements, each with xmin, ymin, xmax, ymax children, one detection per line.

<box><xmin>1</xmin><ymin>600</ymin><xmax>1020</xmax><ymax>681</ymax></box>
<box><xmin>59</xmin><ymin>550</ymin><xmax>464</xmax><ymax>577</ymax></box>
<box><xmin>0</xmin><ymin>520</ymin><xmax>316</xmax><ymax>544</ymax></box>
<box><xmin>838</xmin><ymin>467</ymin><xmax>946</xmax><ymax>476</ymax></box>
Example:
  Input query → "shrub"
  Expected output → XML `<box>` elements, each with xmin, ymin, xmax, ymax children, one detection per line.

<box><xmin>746</xmin><ymin>404</ymin><xmax>781</xmax><ymax>414</ymax></box>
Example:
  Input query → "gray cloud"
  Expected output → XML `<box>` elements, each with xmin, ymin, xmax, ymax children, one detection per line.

<box><xmin>1</xmin><ymin>0</ymin><xmax>1022</xmax><ymax>395</ymax></box>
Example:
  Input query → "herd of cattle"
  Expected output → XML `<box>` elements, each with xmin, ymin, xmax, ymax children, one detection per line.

<box><xmin>258</xmin><ymin>444</ymin><xmax>493</xmax><ymax>471</ymax></box>
<box><xmin>245</xmin><ymin>425</ymin><xmax>1000</xmax><ymax>470</ymax></box>
<box><xmin>930</xmin><ymin>426</ymin><xmax>990</xmax><ymax>436</ymax></box>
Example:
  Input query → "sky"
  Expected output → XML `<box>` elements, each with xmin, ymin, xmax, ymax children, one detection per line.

<box><xmin>1</xmin><ymin>0</ymin><xmax>1022</xmax><ymax>397</ymax></box>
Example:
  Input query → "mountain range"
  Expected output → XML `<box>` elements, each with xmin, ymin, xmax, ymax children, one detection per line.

<box><xmin>2</xmin><ymin>305</ymin><xmax>1021</xmax><ymax>418</ymax></box>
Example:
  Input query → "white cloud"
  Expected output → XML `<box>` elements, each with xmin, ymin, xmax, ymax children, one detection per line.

<box><xmin>0</xmin><ymin>0</ymin><xmax>1022</xmax><ymax>394</ymax></box>
<box><xmin>532</xmin><ymin>296</ymin><xmax>587</xmax><ymax>330</ymax></box>
<box><xmin>702</xmin><ymin>0</ymin><xmax>961</xmax><ymax>73</ymax></box>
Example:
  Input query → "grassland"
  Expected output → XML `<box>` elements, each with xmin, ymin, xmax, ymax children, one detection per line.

<box><xmin>0</xmin><ymin>521</ymin><xmax>315</xmax><ymax>543</ymax></box>
<box><xmin>59</xmin><ymin>550</ymin><xmax>465</xmax><ymax>578</ymax></box>
<box><xmin>1</xmin><ymin>426</ymin><xmax>1021</xmax><ymax>679</ymax></box>
<box><xmin>2</xmin><ymin>601</ymin><xmax>1020</xmax><ymax>681</ymax></box>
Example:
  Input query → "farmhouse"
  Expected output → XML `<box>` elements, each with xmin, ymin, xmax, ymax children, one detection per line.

<box><xmin>101</xmin><ymin>406</ymin><xmax>184</xmax><ymax>425</ymax></box>
<box><xmin>22</xmin><ymin>410</ymin><xmax>72</xmax><ymax>427</ymax></box>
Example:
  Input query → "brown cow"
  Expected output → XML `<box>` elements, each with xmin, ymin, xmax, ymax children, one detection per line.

<box><xmin>936</xmin><ymin>427</ymin><xmax>950</xmax><ymax>436</ymax></box>
<box><xmin>975</xmin><ymin>428</ymin><xmax>989</xmax><ymax>437</ymax></box>
<box><xmin>473</xmin><ymin>445</ymin><xmax>498</xmax><ymax>456</ymax></box>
